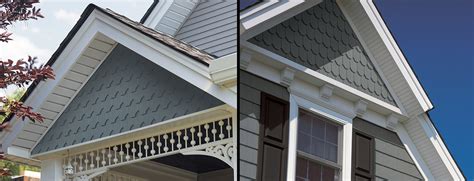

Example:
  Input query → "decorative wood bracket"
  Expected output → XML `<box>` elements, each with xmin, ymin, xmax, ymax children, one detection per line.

<box><xmin>72</xmin><ymin>169</ymin><xmax>108</xmax><ymax>181</ymax></box>
<box><xmin>354</xmin><ymin>100</ymin><xmax>368</xmax><ymax>117</ymax></box>
<box><xmin>280</xmin><ymin>67</ymin><xmax>296</xmax><ymax>88</ymax></box>
<box><xmin>240</xmin><ymin>49</ymin><xmax>253</xmax><ymax>70</ymax></box>
<box><xmin>320</xmin><ymin>84</ymin><xmax>334</xmax><ymax>101</ymax></box>
<box><xmin>386</xmin><ymin>113</ymin><xmax>400</xmax><ymax>130</ymax></box>
<box><xmin>182</xmin><ymin>139</ymin><xmax>235</xmax><ymax>167</ymax></box>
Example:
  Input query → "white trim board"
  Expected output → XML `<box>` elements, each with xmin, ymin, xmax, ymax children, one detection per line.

<box><xmin>242</xmin><ymin>41</ymin><xmax>404</xmax><ymax>117</ymax></box>
<box><xmin>1</xmin><ymin>7</ymin><xmax>236</xmax><ymax>160</ymax></box>
<box><xmin>240</xmin><ymin>0</ymin><xmax>322</xmax><ymax>41</ymax></box>
<box><xmin>287</xmin><ymin>94</ymin><xmax>353</xmax><ymax>181</ymax></box>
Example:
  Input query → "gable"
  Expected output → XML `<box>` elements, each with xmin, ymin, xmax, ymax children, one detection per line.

<box><xmin>32</xmin><ymin>44</ymin><xmax>223</xmax><ymax>154</ymax></box>
<box><xmin>249</xmin><ymin>0</ymin><xmax>396</xmax><ymax>106</ymax></box>
<box><xmin>174</xmin><ymin>0</ymin><xmax>237</xmax><ymax>57</ymax></box>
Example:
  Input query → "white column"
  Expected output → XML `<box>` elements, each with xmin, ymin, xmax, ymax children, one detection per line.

<box><xmin>41</xmin><ymin>158</ymin><xmax>64</xmax><ymax>181</ymax></box>
<box><xmin>341</xmin><ymin>123</ymin><xmax>353</xmax><ymax>180</ymax></box>
<box><xmin>286</xmin><ymin>95</ymin><xmax>299</xmax><ymax>181</ymax></box>
<box><xmin>232</xmin><ymin>111</ymin><xmax>238</xmax><ymax>181</ymax></box>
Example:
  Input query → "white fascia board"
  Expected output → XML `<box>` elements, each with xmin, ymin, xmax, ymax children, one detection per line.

<box><xmin>361</xmin><ymin>0</ymin><xmax>433</xmax><ymax>111</ymax></box>
<box><xmin>94</xmin><ymin>10</ymin><xmax>236</xmax><ymax>108</ymax></box>
<box><xmin>417</xmin><ymin>114</ymin><xmax>465</xmax><ymax>180</ymax></box>
<box><xmin>209</xmin><ymin>53</ymin><xmax>237</xmax><ymax>88</ymax></box>
<box><xmin>0</xmin><ymin>14</ymin><xmax>100</xmax><ymax>155</ymax></box>
<box><xmin>7</xmin><ymin>146</ymin><xmax>32</xmax><ymax>160</ymax></box>
<box><xmin>142</xmin><ymin>0</ymin><xmax>173</xmax><ymax>29</ymax></box>
<box><xmin>395</xmin><ymin>125</ymin><xmax>435</xmax><ymax>180</ymax></box>
<box><xmin>240</xmin><ymin>0</ymin><xmax>322</xmax><ymax>40</ymax></box>
<box><xmin>242</xmin><ymin>41</ymin><xmax>403</xmax><ymax>116</ymax></box>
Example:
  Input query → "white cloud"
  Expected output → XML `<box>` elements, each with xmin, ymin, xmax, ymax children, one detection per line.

<box><xmin>0</xmin><ymin>34</ymin><xmax>53</xmax><ymax>96</ymax></box>
<box><xmin>54</xmin><ymin>9</ymin><xmax>80</xmax><ymax>25</ymax></box>
<box><xmin>0</xmin><ymin>34</ymin><xmax>53</xmax><ymax>65</ymax></box>
<box><xmin>31</xmin><ymin>27</ymin><xmax>40</xmax><ymax>33</ymax></box>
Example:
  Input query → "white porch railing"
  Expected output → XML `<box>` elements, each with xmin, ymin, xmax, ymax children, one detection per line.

<box><xmin>63</xmin><ymin>115</ymin><xmax>235</xmax><ymax>179</ymax></box>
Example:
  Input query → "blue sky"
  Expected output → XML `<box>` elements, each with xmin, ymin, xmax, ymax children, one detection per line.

<box><xmin>375</xmin><ymin>0</ymin><xmax>474</xmax><ymax>179</ymax></box>
<box><xmin>0</xmin><ymin>0</ymin><xmax>152</xmax><ymax>96</ymax></box>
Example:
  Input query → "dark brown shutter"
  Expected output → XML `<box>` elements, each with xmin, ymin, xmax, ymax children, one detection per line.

<box><xmin>352</xmin><ymin>131</ymin><xmax>374</xmax><ymax>181</ymax></box>
<box><xmin>257</xmin><ymin>93</ymin><xmax>289</xmax><ymax>181</ymax></box>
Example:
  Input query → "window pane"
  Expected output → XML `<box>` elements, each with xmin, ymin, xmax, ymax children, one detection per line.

<box><xmin>296</xmin><ymin>157</ymin><xmax>308</xmax><ymax>179</ymax></box>
<box><xmin>325</xmin><ymin>122</ymin><xmax>338</xmax><ymax>144</ymax></box>
<box><xmin>311</xmin><ymin>138</ymin><xmax>325</xmax><ymax>158</ymax></box>
<box><xmin>311</xmin><ymin>117</ymin><xmax>325</xmax><ymax>139</ymax></box>
<box><xmin>298</xmin><ymin>132</ymin><xmax>311</xmax><ymax>153</ymax></box>
<box><xmin>322</xmin><ymin>165</ymin><xmax>336</xmax><ymax>181</ymax></box>
<box><xmin>308</xmin><ymin>161</ymin><xmax>322</xmax><ymax>181</ymax></box>
<box><xmin>324</xmin><ymin>143</ymin><xmax>338</xmax><ymax>162</ymax></box>
<box><xmin>296</xmin><ymin>157</ymin><xmax>338</xmax><ymax>181</ymax></box>
<box><xmin>298</xmin><ymin>110</ymin><xmax>341</xmax><ymax>164</ymax></box>
<box><xmin>299</xmin><ymin>112</ymin><xmax>312</xmax><ymax>134</ymax></box>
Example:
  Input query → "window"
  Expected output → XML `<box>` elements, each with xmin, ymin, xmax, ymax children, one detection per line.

<box><xmin>296</xmin><ymin>110</ymin><xmax>342</xmax><ymax>181</ymax></box>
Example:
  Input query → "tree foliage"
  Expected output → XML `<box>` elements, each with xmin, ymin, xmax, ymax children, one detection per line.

<box><xmin>0</xmin><ymin>0</ymin><xmax>54</xmax><ymax>177</ymax></box>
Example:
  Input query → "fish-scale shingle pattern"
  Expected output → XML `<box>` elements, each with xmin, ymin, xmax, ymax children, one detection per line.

<box><xmin>249</xmin><ymin>0</ymin><xmax>396</xmax><ymax>105</ymax></box>
<box><xmin>32</xmin><ymin>44</ymin><xmax>223</xmax><ymax>154</ymax></box>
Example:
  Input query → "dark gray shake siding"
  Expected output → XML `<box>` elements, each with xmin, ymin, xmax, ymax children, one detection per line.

<box><xmin>353</xmin><ymin>118</ymin><xmax>424</xmax><ymax>181</ymax></box>
<box><xmin>239</xmin><ymin>70</ymin><xmax>289</xmax><ymax>181</ymax></box>
<box><xmin>249</xmin><ymin>0</ymin><xmax>397</xmax><ymax>106</ymax></box>
<box><xmin>32</xmin><ymin>44</ymin><xmax>223</xmax><ymax>154</ymax></box>
<box><xmin>175</xmin><ymin>0</ymin><xmax>237</xmax><ymax>57</ymax></box>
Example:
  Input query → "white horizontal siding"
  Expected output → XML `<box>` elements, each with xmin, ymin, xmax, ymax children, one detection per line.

<box><xmin>154</xmin><ymin>0</ymin><xmax>198</xmax><ymax>36</ymax></box>
<box><xmin>174</xmin><ymin>0</ymin><xmax>237</xmax><ymax>57</ymax></box>
<box><xmin>12</xmin><ymin>36</ymin><xmax>116</xmax><ymax>151</ymax></box>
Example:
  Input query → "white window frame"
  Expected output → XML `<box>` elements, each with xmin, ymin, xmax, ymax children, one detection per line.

<box><xmin>287</xmin><ymin>95</ymin><xmax>353</xmax><ymax>181</ymax></box>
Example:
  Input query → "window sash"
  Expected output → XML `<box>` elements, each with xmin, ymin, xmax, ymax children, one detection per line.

<box><xmin>297</xmin><ymin>109</ymin><xmax>342</xmax><ymax>165</ymax></box>
<box><xmin>298</xmin><ymin>150</ymin><xmax>342</xmax><ymax>170</ymax></box>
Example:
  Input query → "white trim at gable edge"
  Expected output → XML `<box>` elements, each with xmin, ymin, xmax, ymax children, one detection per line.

<box><xmin>1</xmin><ymin>8</ymin><xmax>236</xmax><ymax>160</ymax></box>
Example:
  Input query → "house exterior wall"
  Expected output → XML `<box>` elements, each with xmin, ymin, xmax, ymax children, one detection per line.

<box><xmin>248</xmin><ymin>0</ymin><xmax>396</xmax><ymax>106</ymax></box>
<box><xmin>239</xmin><ymin>70</ymin><xmax>288</xmax><ymax>181</ymax></box>
<box><xmin>154</xmin><ymin>1</ymin><xmax>198</xmax><ymax>36</ymax></box>
<box><xmin>32</xmin><ymin>44</ymin><xmax>223</xmax><ymax>154</ymax></box>
<box><xmin>353</xmin><ymin>118</ymin><xmax>423</xmax><ymax>180</ymax></box>
<box><xmin>174</xmin><ymin>0</ymin><xmax>237</xmax><ymax>57</ymax></box>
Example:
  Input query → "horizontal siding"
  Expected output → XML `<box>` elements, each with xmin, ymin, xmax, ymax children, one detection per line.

<box><xmin>239</xmin><ymin>70</ymin><xmax>289</xmax><ymax>180</ymax></box>
<box><xmin>154</xmin><ymin>0</ymin><xmax>197</xmax><ymax>36</ymax></box>
<box><xmin>175</xmin><ymin>0</ymin><xmax>237</xmax><ymax>57</ymax></box>
<box><xmin>354</xmin><ymin>118</ymin><xmax>423</xmax><ymax>180</ymax></box>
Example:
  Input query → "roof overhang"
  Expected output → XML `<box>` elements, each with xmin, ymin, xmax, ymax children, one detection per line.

<box><xmin>1</xmin><ymin>4</ymin><xmax>236</xmax><ymax>163</ymax></box>
<box><xmin>239</xmin><ymin>0</ymin><xmax>462</xmax><ymax>180</ymax></box>
<box><xmin>240</xmin><ymin>0</ymin><xmax>323</xmax><ymax>40</ymax></box>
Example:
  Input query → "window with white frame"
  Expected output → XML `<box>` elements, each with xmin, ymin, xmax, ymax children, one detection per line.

<box><xmin>296</xmin><ymin>109</ymin><xmax>342</xmax><ymax>181</ymax></box>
